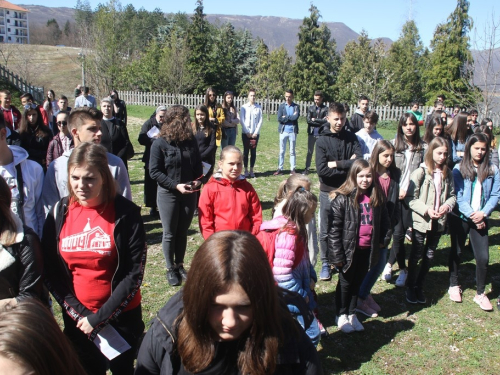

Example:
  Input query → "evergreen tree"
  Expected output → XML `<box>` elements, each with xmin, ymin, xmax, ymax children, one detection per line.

<box><xmin>248</xmin><ymin>39</ymin><xmax>270</xmax><ymax>97</ymax></box>
<box><xmin>387</xmin><ymin>20</ymin><xmax>425</xmax><ymax>105</ymax></box>
<box><xmin>289</xmin><ymin>5</ymin><xmax>339</xmax><ymax>101</ymax></box>
<box><xmin>423</xmin><ymin>0</ymin><xmax>474</xmax><ymax>105</ymax></box>
<box><xmin>267</xmin><ymin>45</ymin><xmax>292</xmax><ymax>100</ymax></box>
<box><xmin>232</xmin><ymin>29</ymin><xmax>257</xmax><ymax>94</ymax></box>
<box><xmin>46</xmin><ymin>19</ymin><xmax>62</xmax><ymax>44</ymax></box>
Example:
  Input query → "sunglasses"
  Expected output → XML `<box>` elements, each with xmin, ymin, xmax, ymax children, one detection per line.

<box><xmin>57</xmin><ymin>121</ymin><xmax>68</xmax><ymax>126</ymax></box>
<box><xmin>24</xmin><ymin>103</ymin><xmax>37</xmax><ymax>110</ymax></box>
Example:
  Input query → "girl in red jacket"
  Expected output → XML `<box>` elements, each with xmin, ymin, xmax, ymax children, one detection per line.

<box><xmin>198</xmin><ymin>146</ymin><xmax>262</xmax><ymax>239</ymax></box>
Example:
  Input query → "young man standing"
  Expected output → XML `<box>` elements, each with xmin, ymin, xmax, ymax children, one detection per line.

<box><xmin>42</xmin><ymin>107</ymin><xmax>131</xmax><ymax>214</ymax></box>
<box><xmin>274</xmin><ymin>89</ymin><xmax>300</xmax><ymax>175</ymax></box>
<box><xmin>304</xmin><ymin>90</ymin><xmax>328</xmax><ymax>174</ymax></box>
<box><xmin>0</xmin><ymin>90</ymin><xmax>22</xmax><ymax>131</ymax></box>
<box><xmin>350</xmin><ymin>95</ymin><xmax>369</xmax><ymax>132</ymax></box>
<box><xmin>316</xmin><ymin>102</ymin><xmax>362</xmax><ymax>280</ymax></box>
<box><xmin>74</xmin><ymin>87</ymin><xmax>97</xmax><ymax>108</ymax></box>
<box><xmin>356</xmin><ymin>111</ymin><xmax>384</xmax><ymax>160</ymax></box>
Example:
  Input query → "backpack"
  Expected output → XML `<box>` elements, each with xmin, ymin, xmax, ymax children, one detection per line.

<box><xmin>255</xmin><ymin>228</ymin><xmax>281</xmax><ymax>268</ymax></box>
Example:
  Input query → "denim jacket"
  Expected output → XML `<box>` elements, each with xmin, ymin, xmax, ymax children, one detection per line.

<box><xmin>453</xmin><ymin>163</ymin><xmax>500</xmax><ymax>219</ymax></box>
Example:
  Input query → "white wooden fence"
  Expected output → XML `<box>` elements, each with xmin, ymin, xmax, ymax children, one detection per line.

<box><xmin>0</xmin><ymin>64</ymin><xmax>44</xmax><ymax>104</ymax></box>
<box><xmin>118</xmin><ymin>90</ymin><xmax>499</xmax><ymax>123</ymax></box>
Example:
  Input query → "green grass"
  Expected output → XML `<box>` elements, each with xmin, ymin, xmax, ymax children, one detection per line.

<box><xmin>112</xmin><ymin>106</ymin><xmax>500</xmax><ymax>374</ymax></box>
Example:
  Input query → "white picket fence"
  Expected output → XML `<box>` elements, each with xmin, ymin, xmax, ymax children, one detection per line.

<box><xmin>118</xmin><ymin>90</ymin><xmax>499</xmax><ymax>123</ymax></box>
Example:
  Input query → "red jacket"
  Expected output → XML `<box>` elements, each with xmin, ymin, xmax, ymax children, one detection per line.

<box><xmin>199</xmin><ymin>175</ymin><xmax>262</xmax><ymax>239</ymax></box>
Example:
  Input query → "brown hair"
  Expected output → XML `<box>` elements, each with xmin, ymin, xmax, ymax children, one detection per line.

<box><xmin>0</xmin><ymin>177</ymin><xmax>17</xmax><ymax>246</ymax></box>
<box><xmin>67</xmin><ymin>143</ymin><xmax>116</xmax><ymax>205</ymax></box>
<box><xmin>160</xmin><ymin>105</ymin><xmax>193</xmax><ymax>143</ymax></box>
<box><xmin>282</xmin><ymin>187</ymin><xmax>317</xmax><ymax>243</ymax></box>
<box><xmin>394</xmin><ymin>113</ymin><xmax>423</xmax><ymax>152</ymax></box>
<box><xmin>192</xmin><ymin>104</ymin><xmax>212</xmax><ymax>137</ymax></box>
<box><xmin>68</xmin><ymin>107</ymin><xmax>103</xmax><ymax>132</ymax></box>
<box><xmin>460</xmin><ymin>133</ymin><xmax>492</xmax><ymax>183</ymax></box>
<box><xmin>364</xmin><ymin>110</ymin><xmax>379</xmax><ymax>124</ymax></box>
<box><xmin>0</xmin><ymin>299</ymin><xmax>87</xmax><ymax>375</ymax></box>
<box><xmin>369</xmin><ymin>140</ymin><xmax>400</xmax><ymax>179</ymax></box>
<box><xmin>330</xmin><ymin>159</ymin><xmax>385</xmax><ymax>209</ymax></box>
<box><xmin>220</xmin><ymin>145</ymin><xmax>242</xmax><ymax>161</ymax></box>
<box><xmin>475</xmin><ymin>124</ymin><xmax>497</xmax><ymax>148</ymax></box>
<box><xmin>177</xmin><ymin>231</ymin><xmax>287</xmax><ymax>374</ymax></box>
<box><xmin>424</xmin><ymin>137</ymin><xmax>449</xmax><ymax>178</ymax></box>
<box><xmin>446</xmin><ymin>111</ymin><xmax>470</xmax><ymax>143</ymax></box>
<box><xmin>18</xmin><ymin>106</ymin><xmax>51</xmax><ymax>140</ymax></box>
<box><xmin>273</xmin><ymin>174</ymin><xmax>311</xmax><ymax>216</ymax></box>
<box><xmin>423</xmin><ymin>117</ymin><xmax>445</xmax><ymax>144</ymax></box>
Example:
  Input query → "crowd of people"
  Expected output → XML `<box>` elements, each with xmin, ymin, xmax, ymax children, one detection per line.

<box><xmin>0</xmin><ymin>84</ymin><xmax>498</xmax><ymax>374</ymax></box>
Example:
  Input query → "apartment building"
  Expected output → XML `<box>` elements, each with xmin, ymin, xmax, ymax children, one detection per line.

<box><xmin>0</xmin><ymin>1</ymin><xmax>29</xmax><ymax>44</ymax></box>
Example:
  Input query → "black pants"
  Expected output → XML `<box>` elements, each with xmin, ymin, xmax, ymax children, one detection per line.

<box><xmin>335</xmin><ymin>248</ymin><xmax>370</xmax><ymax>316</ymax></box>
<box><xmin>448</xmin><ymin>214</ymin><xmax>489</xmax><ymax>294</ymax></box>
<box><xmin>144</xmin><ymin>167</ymin><xmax>158</xmax><ymax>208</ymax></box>
<box><xmin>406</xmin><ymin>222</ymin><xmax>442</xmax><ymax>290</ymax></box>
<box><xmin>157</xmin><ymin>187</ymin><xmax>196</xmax><ymax>269</ymax></box>
<box><xmin>63</xmin><ymin>305</ymin><xmax>144</xmax><ymax>375</ymax></box>
<box><xmin>387</xmin><ymin>200</ymin><xmax>409</xmax><ymax>269</ymax></box>
<box><xmin>242</xmin><ymin>134</ymin><xmax>259</xmax><ymax>169</ymax></box>
<box><xmin>319</xmin><ymin>191</ymin><xmax>332</xmax><ymax>265</ymax></box>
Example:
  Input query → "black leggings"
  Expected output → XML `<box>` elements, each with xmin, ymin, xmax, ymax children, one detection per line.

<box><xmin>387</xmin><ymin>201</ymin><xmax>409</xmax><ymax>270</ymax></box>
<box><xmin>448</xmin><ymin>214</ymin><xmax>489</xmax><ymax>294</ymax></box>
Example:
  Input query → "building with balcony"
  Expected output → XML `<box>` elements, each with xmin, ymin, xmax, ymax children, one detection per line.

<box><xmin>0</xmin><ymin>1</ymin><xmax>29</xmax><ymax>44</ymax></box>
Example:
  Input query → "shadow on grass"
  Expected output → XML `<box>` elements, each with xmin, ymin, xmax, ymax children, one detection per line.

<box><xmin>318</xmin><ymin>318</ymin><xmax>415</xmax><ymax>373</ymax></box>
<box><xmin>143</xmin><ymin>218</ymin><xmax>199</xmax><ymax>246</ymax></box>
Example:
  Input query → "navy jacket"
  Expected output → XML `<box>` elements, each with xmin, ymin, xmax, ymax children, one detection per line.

<box><xmin>277</xmin><ymin>102</ymin><xmax>300</xmax><ymax>134</ymax></box>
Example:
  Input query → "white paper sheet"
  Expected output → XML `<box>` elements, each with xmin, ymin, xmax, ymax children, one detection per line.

<box><xmin>93</xmin><ymin>325</ymin><xmax>131</xmax><ymax>360</ymax></box>
<box><xmin>202</xmin><ymin>161</ymin><xmax>211</xmax><ymax>176</ymax></box>
<box><xmin>147</xmin><ymin>126</ymin><xmax>160</xmax><ymax>138</ymax></box>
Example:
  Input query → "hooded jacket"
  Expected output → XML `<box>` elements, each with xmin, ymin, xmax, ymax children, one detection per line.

<box><xmin>42</xmin><ymin>148</ymin><xmax>132</xmax><ymax>214</ymax></box>
<box><xmin>0</xmin><ymin>145</ymin><xmax>44</xmax><ymax>237</ymax></box>
<box><xmin>328</xmin><ymin>190</ymin><xmax>390</xmax><ymax>272</ymax></box>
<box><xmin>350</xmin><ymin>109</ymin><xmax>365</xmax><ymax>132</ymax></box>
<box><xmin>315</xmin><ymin>126</ymin><xmax>362</xmax><ymax>191</ymax></box>
<box><xmin>198</xmin><ymin>175</ymin><xmax>262</xmax><ymax>239</ymax></box>
<box><xmin>134</xmin><ymin>290</ymin><xmax>322</xmax><ymax>375</ymax></box>
<box><xmin>41</xmin><ymin>194</ymin><xmax>147</xmax><ymax>341</ymax></box>
<box><xmin>0</xmin><ymin>215</ymin><xmax>44</xmax><ymax>304</ymax></box>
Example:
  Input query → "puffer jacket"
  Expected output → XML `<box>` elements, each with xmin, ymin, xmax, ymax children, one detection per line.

<box><xmin>198</xmin><ymin>175</ymin><xmax>262</xmax><ymax>239</ymax></box>
<box><xmin>134</xmin><ymin>290</ymin><xmax>323</xmax><ymax>375</ymax></box>
<box><xmin>261</xmin><ymin>216</ymin><xmax>317</xmax><ymax>312</ymax></box>
<box><xmin>406</xmin><ymin>165</ymin><xmax>456</xmax><ymax>233</ymax></box>
<box><xmin>328</xmin><ymin>190</ymin><xmax>389</xmax><ymax>272</ymax></box>
<box><xmin>0</xmin><ymin>215</ymin><xmax>44</xmax><ymax>303</ymax></box>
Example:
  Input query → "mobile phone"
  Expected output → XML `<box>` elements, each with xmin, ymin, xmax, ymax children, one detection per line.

<box><xmin>184</xmin><ymin>181</ymin><xmax>195</xmax><ymax>191</ymax></box>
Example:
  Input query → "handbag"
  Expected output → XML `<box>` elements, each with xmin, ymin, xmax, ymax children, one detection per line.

<box><xmin>249</xmin><ymin>139</ymin><xmax>257</xmax><ymax>149</ymax></box>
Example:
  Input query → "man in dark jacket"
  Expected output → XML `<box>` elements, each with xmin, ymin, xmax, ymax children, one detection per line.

<box><xmin>138</xmin><ymin>106</ymin><xmax>166</xmax><ymax>215</ymax></box>
<box><xmin>316</xmin><ymin>102</ymin><xmax>362</xmax><ymax>280</ymax></box>
<box><xmin>350</xmin><ymin>95</ymin><xmax>369</xmax><ymax>132</ymax></box>
<box><xmin>274</xmin><ymin>89</ymin><xmax>300</xmax><ymax>175</ymax></box>
<box><xmin>303</xmin><ymin>90</ymin><xmax>328</xmax><ymax>175</ymax></box>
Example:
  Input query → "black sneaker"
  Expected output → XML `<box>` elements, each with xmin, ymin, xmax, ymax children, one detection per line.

<box><xmin>406</xmin><ymin>287</ymin><xmax>418</xmax><ymax>304</ymax></box>
<box><xmin>302</xmin><ymin>169</ymin><xmax>310</xmax><ymax>175</ymax></box>
<box><xmin>177</xmin><ymin>265</ymin><xmax>188</xmax><ymax>281</ymax></box>
<box><xmin>166</xmin><ymin>268</ymin><xmax>181</xmax><ymax>286</ymax></box>
<box><xmin>149</xmin><ymin>207</ymin><xmax>158</xmax><ymax>216</ymax></box>
<box><xmin>415</xmin><ymin>288</ymin><xmax>426</xmax><ymax>304</ymax></box>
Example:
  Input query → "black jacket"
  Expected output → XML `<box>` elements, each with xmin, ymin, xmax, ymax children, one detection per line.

<box><xmin>138</xmin><ymin>116</ymin><xmax>161</xmax><ymax>166</ymax></box>
<box><xmin>350</xmin><ymin>112</ymin><xmax>365</xmax><ymax>132</ymax></box>
<box><xmin>149</xmin><ymin>136</ymin><xmax>203</xmax><ymax>192</ymax></box>
<box><xmin>100</xmin><ymin>118</ymin><xmax>131</xmax><ymax>165</ymax></box>
<box><xmin>382</xmin><ymin>170</ymin><xmax>401</xmax><ymax>243</ymax></box>
<box><xmin>328</xmin><ymin>190</ymin><xmax>390</xmax><ymax>272</ymax></box>
<box><xmin>315</xmin><ymin>126</ymin><xmax>362</xmax><ymax>191</ymax></box>
<box><xmin>112</xmin><ymin>99</ymin><xmax>127</xmax><ymax>126</ymax></box>
<box><xmin>135</xmin><ymin>290</ymin><xmax>322</xmax><ymax>375</ymax></box>
<box><xmin>42</xmin><ymin>195</ymin><xmax>147</xmax><ymax>341</ymax></box>
<box><xmin>306</xmin><ymin>104</ymin><xmax>328</xmax><ymax>135</ymax></box>
<box><xmin>0</xmin><ymin>225</ymin><xmax>44</xmax><ymax>302</ymax></box>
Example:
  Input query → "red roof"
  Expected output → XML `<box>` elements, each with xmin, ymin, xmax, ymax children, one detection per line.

<box><xmin>0</xmin><ymin>1</ymin><xmax>29</xmax><ymax>12</ymax></box>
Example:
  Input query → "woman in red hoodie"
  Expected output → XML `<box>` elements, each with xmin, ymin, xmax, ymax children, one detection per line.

<box><xmin>198</xmin><ymin>146</ymin><xmax>262</xmax><ymax>239</ymax></box>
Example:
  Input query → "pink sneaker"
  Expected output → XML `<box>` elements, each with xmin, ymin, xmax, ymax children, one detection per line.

<box><xmin>356</xmin><ymin>298</ymin><xmax>378</xmax><ymax>318</ymax></box>
<box><xmin>366</xmin><ymin>294</ymin><xmax>381</xmax><ymax>312</ymax></box>
<box><xmin>473</xmin><ymin>293</ymin><xmax>493</xmax><ymax>311</ymax></box>
<box><xmin>448</xmin><ymin>286</ymin><xmax>462</xmax><ymax>303</ymax></box>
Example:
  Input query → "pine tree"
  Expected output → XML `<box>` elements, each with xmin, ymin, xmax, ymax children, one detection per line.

<box><xmin>387</xmin><ymin>20</ymin><xmax>425</xmax><ymax>105</ymax></box>
<box><xmin>423</xmin><ymin>0</ymin><xmax>474</xmax><ymax>105</ymax></box>
<box><xmin>267</xmin><ymin>45</ymin><xmax>292</xmax><ymax>100</ymax></box>
<box><xmin>289</xmin><ymin>5</ymin><xmax>339</xmax><ymax>101</ymax></box>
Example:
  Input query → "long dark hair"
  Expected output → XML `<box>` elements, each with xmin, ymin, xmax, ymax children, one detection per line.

<box><xmin>177</xmin><ymin>231</ymin><xmax>288</xmax><ymax>375</ymax></box>
<box><xmin>370</xmin><ymin>140</ymin><xmax>400</xmax><ymax>179</ymax></box>
<box><xmin>330</xmin><ymin>159</ymin><xmax>385</xmax><ymax>209</ymax></box>
<box><xmin>0</xmin><ymin>177</ymin><xmax>17</xmax><ymax>246</ymax></box>
<box><xmin>160</xmin><ymin>105</ymin><xmax>193</xmax><ymax>143</ymax></box>
<box><xmin>204</xmin><ymin>87</ymin><xmax>217</xmax><ymax>108</ymax></box>
<box><xmin>0</xmin><ymin>299</ymin><xmax>87</xmax><ymax>375</ymax></box>
<box><xmin>424</xmin><ymin>117</ymin><xmax>445</xmax><ymax>144</ymax></box>
<box><xmin>192</xmin><ymin>104</ymin><xmax>212</xmax><ymax>137</ymax></box>
<box><xmin>222</xmin><ymin>91</ymin><xmax>237</xmax><ymax>118</ymax></box>
<box><xmin>460</xmin><ymin>133</ymin><xmax>492</xmax><ymax>183</ymax></box>
<box><xmin>447</xmin><ymin>111</ymin><xmax>470</xmax><ymax>143</ymax></box>
<box><xmin>394</xmin><ymin>113</ymin><xmax>423</xmax><ymax>152</ymax></box>
<box><xmin>18</xmin><ymin>106</ymin><xmax>50</xmax><ymax>139</ymax></box>
<box><xmin>475</xmin><ymin>124</ymin><xmax>497</xmax><ymax>148</ymax></box>
<box><xmin>282</xmin><ymin>187</ymin><xmax>317</xmax><ymax>244</ymax></box>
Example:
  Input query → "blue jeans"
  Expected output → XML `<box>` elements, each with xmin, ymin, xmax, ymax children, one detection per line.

<box><xmin>296</xmin><ymin>314</ymin><xmax>321</xmax><ymax>347</ymax></box>
<box><xmin>359</xmin><ymin>247</ymin><xmax>388</xmax><ymax>299</ymax></box>
<box><xmin>220</xmin><ymin>127</ymin><xmax>237</xmax><ymax>149</ymax></box>
<box><xmin>278</xmin><ymin>131</ymin><xmax>296</xmax><ymax>170</ymax></box>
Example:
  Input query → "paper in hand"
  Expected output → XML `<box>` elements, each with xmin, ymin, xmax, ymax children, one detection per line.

<box><xmin>147</xmin><ymin>127</ymin><xmax>160</xmax><ymax>138</ymax></box>
<box><xmin>202</xmin><ymin>161</ymin><xmax>211</xmax><ymax>176</ymax></box>
<box><xmin>93</xmin><ymin>325</ymin><xmax>131</xmax><ymax>360</ymax></box>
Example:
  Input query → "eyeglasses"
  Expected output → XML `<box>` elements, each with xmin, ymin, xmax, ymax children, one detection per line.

<box><xmin>57</xmin><ymin>121</ymin><xmax>68</xmax><ymax>126</ymax></box>
<box><xmin>24</xmin><ymin>103</ymin><xmax>37</xmax><ymax>110</ymax></box>
<box><xmin>159</xmin><ymin>116</ymin><xmax>164</xmax><ymax>119</ymax></box>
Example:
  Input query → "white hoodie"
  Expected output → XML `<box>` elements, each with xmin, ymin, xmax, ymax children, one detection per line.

<box><xmin>0</xmin><ymin>146</ymin><xmax>45</xmax><ymax>237</ymax></box>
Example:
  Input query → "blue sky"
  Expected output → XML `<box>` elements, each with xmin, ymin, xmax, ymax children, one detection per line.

<box><xmin>16</xmin><ymin>0</ymin><xmax>498</xmax><ymax>47</ymax></box>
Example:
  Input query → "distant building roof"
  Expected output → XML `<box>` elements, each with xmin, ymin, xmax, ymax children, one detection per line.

<box><xmin>0</xmin><ymin>1</ymin><xmax>29</xmax><ymax>12</ymax></box>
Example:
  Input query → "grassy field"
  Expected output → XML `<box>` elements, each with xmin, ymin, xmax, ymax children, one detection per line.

<box><xmin>80</xmin><ymin>106</ymin><xmax>500</xmax><ymax>374</ymax></box>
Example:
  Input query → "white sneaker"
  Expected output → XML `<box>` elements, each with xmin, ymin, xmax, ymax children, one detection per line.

<box><xmin>337</xmin><ymin>314</ymin><xmax>355</xmax><ymax>333</ymax></box>
<box><xmin>381</xmin><ymin>263</ymin><xmax>392</xmax><ymax>282</ymax></box>
<box><xmin>395</xmin><ymin>269</ymin><xmax>408</xmax><ymax>287</ymax></box>
<box><xmin>349</xmin><ymin>314</ymin><xmax>365</xmax><ymax>332</ymax></box>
